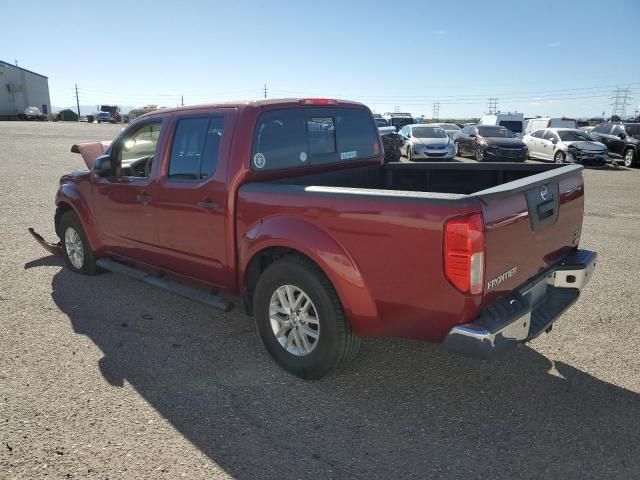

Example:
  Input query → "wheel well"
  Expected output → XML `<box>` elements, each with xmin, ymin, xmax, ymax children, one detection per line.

<box><xmin>54</xmin><ymin>202</ymin><xmax>74</xmax><ymax>238</ymax></box>
<box><xmin>243</xmin><ymin>247</ymin><xmax>326</xmax><ymax>316</ymax></box>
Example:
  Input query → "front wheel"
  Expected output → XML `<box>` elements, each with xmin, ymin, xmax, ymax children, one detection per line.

<box><xmin>407</xmin><ymin>147</ymin><xmax>413</xmax><ymax>162</ymax></box>
<box><xmin>474</xmin><ymin>147</ymin><xmax>485</xmax><ymax>162</ymax></box>
<box><xmin>554</xmin><ymin>151</ymin><xmax>566</xmax><ymax>163</ymax></box>
<box><xmin>455</xmin><ymin>141</ymin><xmax>462</xmax><ymax>157</ymax></box>
<box><xmin>253</xmin><ymin>257</ymin><xmax>361</xmax><ymax>379</ymax></box>
<box><xmin>59</xmin><ymin>211</ymin><xmax>98</xmax><ymax>275</ymax></box>
<box><xmin>624</xmin><ymin>148</ymin><xmax>637</xmax><ymax>167</ymax></box>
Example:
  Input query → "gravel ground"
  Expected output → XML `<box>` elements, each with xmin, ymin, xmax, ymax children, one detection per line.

<box><xmin>1</xmin><ymin>121</ymin><xmax>639</xmax><ymax>480</ymax></box>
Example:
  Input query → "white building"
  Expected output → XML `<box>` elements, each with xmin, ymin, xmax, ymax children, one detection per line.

<box><xmin>0</xmin><ymin>60</ymin><xmax>51</xmax><ymax>119</ymax></box>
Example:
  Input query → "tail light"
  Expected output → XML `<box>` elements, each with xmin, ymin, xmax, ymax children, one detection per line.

<box><xmin>444</xmin><ymin>213</ymin><xmax>485</xmax><ymax>295</ymax></box>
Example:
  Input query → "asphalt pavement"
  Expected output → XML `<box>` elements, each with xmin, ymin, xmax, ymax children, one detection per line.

<box><xmin>1</xmin><ymin>121</ymin><xmax>639</xmax><ymax>479</ymax></box>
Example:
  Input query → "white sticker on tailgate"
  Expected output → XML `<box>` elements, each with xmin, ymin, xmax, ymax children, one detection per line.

<box><xmin>340</xmin><ymin>150</ymin><xmax>357</xmax><ymax>160</ymax></box>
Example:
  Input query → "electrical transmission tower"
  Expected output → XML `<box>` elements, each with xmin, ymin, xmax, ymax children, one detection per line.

<box><xmin>487</xmin><ymin>97</ymin><xmax>498</xmax><ymax>114</ymax></box>
<box><xmin>610</xmin><ymin>87</ymin><xmax>631</xmax><ymax>119</ymax></box>
<box><xmin>263</xmin><ymin>83</ymin><xmax>268</xmax><ymax>99</ymax></box>
<box><xmin>432</xmin><ymin>102</ymin><xmax>440</xmax><ymax>120</ymax></box>
<box><xmin>394</xmin><ymin>105</ymin><xmax>400</xmax><ymax>113</ymax></box>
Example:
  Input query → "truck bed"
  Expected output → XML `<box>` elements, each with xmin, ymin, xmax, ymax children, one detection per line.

<box><xmin>237</xmin><ymin>161</ymin><xmax>585</xmax><ymax>341</ymax></box>
<box><xmin>265</xmin><ymin>162</ymin><xmax>572</xmax><ymax>196</ymax></box>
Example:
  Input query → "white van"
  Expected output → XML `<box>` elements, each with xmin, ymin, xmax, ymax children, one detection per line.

<box><xmin>523</xmin><ymin>117</ymin><xmax>577</xmax><ymax>137</ymax></box>
<box><xmin>478</xmin><ymin>113</ymin><xmax>524</xmax><ymax>135</ymax></box>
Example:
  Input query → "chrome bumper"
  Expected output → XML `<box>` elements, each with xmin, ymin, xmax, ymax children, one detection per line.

<box><xmin>443</xmin><ymin>249</ymin><xmax>597</xmax><ymax>359</ymax></box>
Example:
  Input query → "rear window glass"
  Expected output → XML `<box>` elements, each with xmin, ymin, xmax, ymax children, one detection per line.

<box><xmin>252</xmin><ymin>107</ymin><xmax>379</xmax><ymax>171</ymax></box>
<box><xmin>498</xmin><ymin>120</ymin><xmax>522</xmax><ymax>132</ymax></box>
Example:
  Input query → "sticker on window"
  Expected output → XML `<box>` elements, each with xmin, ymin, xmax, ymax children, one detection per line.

<box><xmin>340</xmin><ymin>150</ymin><xmax>357</xmax><ymax>160</ymax></box>
<box><xmin>253</xmin><ymin>152</ymin><xmax>266</xmax><ymax>169</ymax></box>
<box><xmin>299</xmin><ymin>152</ymin><xmax>307</xmax><ymax>162</ymax></box>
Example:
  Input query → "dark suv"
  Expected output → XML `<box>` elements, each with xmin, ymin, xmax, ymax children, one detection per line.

<box><xmin>589</xmin><ymin>123</ymin><xmax>640</xmax><ymax>167</ymax></box>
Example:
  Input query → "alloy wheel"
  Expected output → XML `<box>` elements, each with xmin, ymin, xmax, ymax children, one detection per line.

<box><xmin>64</xmin><ymin>227</ymin><xmax>84</xmax><ymax>269</ymax></box>
<box><xmin>269</xmin><ymin>285</ymin><xmax>320</xmax><ymax>356</ymax></box>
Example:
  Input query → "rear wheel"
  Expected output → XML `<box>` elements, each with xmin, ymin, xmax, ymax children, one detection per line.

<box><xmin>624</xmin><ymin>148</ymin><xmax>637</xmax><ymax>167</ymax></box>
<box><xmin>59</xmin><ymin>211</ymin><xmax>98</xmax><ymax>275</ymax></box>
<box><xmin>554</xmin><ymin>151</ymin><xmax>566</xmax><ymax>163</ymax></box>
<box><xmin>474</xmin><ymin>146</ymin><xmax>485</xmax><ymax>162</ymax></box>
<box><xmin>407</xmin><ymin>146</ymin><xmax>413</xmax><ymax>162</ymax></box>
<box><xmin>253</xmin><ymin>257</ymin><xmax>360</xmax><ymax>379</ymax></box>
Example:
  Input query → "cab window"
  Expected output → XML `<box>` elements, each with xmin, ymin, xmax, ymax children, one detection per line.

<box><xmin>113</xmin><ymin>121</ymin><xmax>163</xmax><ymax>178</ymax></box>
<box><xmin>168</xmin><ymin>116</ymin><xmax>225</xmax><ymax>180</ymax></box>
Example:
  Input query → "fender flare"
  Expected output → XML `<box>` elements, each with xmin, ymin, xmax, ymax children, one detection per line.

<box><xmin>56</xmin><ymin>184</ymin><xmax>103</xmax><ymax>253</ymax></box>
<box><xmin>240</xmin><ymin>216</ymin><xmax>381</xmax><ymax>336</ymax></box>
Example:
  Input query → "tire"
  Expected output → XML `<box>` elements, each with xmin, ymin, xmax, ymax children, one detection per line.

<box><xmin>623</xmin><ymin>148</ymin><xmax>638</xmax><ymax>168</ymax></box>
<box><xmin>474</xmin><ymin>146</ymin><xmax>485</xmax><ymax>162</ymax></box>
<box><xmin>407</xmin><ymin>147</ymin><xmax>413</xmax><ymax>162</ymax></box>
<box><xmin>59</xmin><ymin>210</ymin><xmax>98</xmax><ymax>275</ymax></box>
<box><xmin>97</xmin><ymin>120</ymin><xmax>101</xmax><ymax>124</ymax></box>
<box><xmin>253</xmin><ymin>256</ymin><xmax>361</xmax><ymax>379</ymax></box>
<box><xmin>554</xmin><ymin>151</ymin><xmax>566</xmax><ymax>163</ymax></box>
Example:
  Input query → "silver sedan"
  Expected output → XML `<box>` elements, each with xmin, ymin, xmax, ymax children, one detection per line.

<box><xmin>398</xmin><ymin>124</ymin><xmax>457</xmax><ymax>161</ymax></box>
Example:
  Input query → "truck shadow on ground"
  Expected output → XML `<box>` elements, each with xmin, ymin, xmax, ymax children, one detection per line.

<box><xmin>39</xmin><ymin>257</ymin><xmax>640</xmax><ymax>479</ymax></box>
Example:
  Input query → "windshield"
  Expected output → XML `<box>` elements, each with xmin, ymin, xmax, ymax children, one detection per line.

<box><xmin>478</xmin><ymin>126</ymin><xmax>514</xmax><ymax>138</ymax></box>
<box><xmin>375</xmin><ymin>118</ymin><xmax>388</xmax><ymax>127</ymax></box>
<box><xmin>498</xmin><ymin>121</ymin><xmax>522</xmax><ymax>132</ymax></box>
<box><xmin>412</xmin><ymin>127</ymin><xmax>448</xmax><ymax>139</ymax></box>
<box><xmin>557</xmin><ymin>130</ymin><xmax>593</xmax><ymax>142</ymax></box>
<box><xmin>624</xmin><ymin>125</ymin><xmax>640</xmax><ymax>137</ymax></box>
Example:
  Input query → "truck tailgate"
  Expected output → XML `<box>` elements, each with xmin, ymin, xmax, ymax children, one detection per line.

<box><xmin>477</xmin><ymin>164</ymin><xmax>585</xmax><ymax>304</ymax></box>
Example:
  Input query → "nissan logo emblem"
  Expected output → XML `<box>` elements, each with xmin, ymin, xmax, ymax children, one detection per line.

<box><xmin>540</xmin><ymin>185</ymin><xmax>550</xmax><ymax>201</ymax></box>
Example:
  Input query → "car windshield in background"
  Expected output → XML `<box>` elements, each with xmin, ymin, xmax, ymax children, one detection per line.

<box><xmin>412</xmin><ymin>127</ymin><xmax>448</xmax><ymax>139</ymax></box>
<box><xmin>558</xmin><ymin>130</ymin><xmax>593</xmax><ymax>142</ymax></box>
<box><xmin>252</xmin><ymin>107</ymin><xmax>379</xmax><ymax>171</ymax></box>
<box><xmin>625</xmin><ymin>125</ymin><xmax>640</xmax><ymax>137</ymax></box>
<box><xmin>391</xmin><ymin>118</ymin><xmax>413</xmax><ymax>129</ymax></box>
<box><xmin>478</xmin><ymin>126</ymin><xmax>514</xmax><ymax>138</ymax></box>
<box><xmin>499</xmin><ymin>121</ymin><xmax>522</xmax><ymax>132</ymax></box>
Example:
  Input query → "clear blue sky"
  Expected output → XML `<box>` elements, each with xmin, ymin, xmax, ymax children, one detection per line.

<box><xmin>2</xmin><ymin>0</ymin><xmax>639</xmax><ymax>118</ymax></box>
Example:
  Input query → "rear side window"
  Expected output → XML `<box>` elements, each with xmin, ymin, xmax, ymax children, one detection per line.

<box><xmin>251</xmin><ymin>107</ymin><xmax>379</xmax><ymax>171</ymax></box>
<box><xmin>169</xmin><ymin>116</ymin><xmax>225</xmax><ymax>179</ymax></box>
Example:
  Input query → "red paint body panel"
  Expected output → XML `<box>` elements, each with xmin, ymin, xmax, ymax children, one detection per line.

<box><xmin>55</xmin><ymin>99</ymin><xmax>587</xmax><ymax>344</ymax></box>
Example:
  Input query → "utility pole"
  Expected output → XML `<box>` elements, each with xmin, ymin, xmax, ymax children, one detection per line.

<box><xmin>487</xmin><ymin>97</ymin><xmax>498</xmax><ymax>115</ymax></box>
<box><xmin>264</xmin><ymin>83</ymin><xmax>268</xmax><ymax>99</ymax></box>
<box><xmin>181</xmin><ymin>95</ymin><xmax>184</xmax><ymax>106</ymax></box>
<box><xmin>610</xmin><ymin>87</ymin><xmax>631</xmax><ymax>119</ymax></box>
<box><xmin>74</xmin><ymin>84</ymin><xmax>80</xmax><ymax>122</ymax></box>
<box><xmin>432</xmin><ymin>101</ymin><xmax>440</xmax><ymax>120</ymax></box>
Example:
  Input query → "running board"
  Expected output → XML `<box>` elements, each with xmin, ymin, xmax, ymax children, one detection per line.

<box><xmin>96</xmin><ymin>258</ymin><xmax>234</xmax><ymax>312</ymax></box>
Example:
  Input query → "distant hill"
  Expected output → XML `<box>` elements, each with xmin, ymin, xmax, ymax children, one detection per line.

<box><xmin>52</xmin><ymin>105</ymin><xmax>136</xmax><ymax>116</ymax></box>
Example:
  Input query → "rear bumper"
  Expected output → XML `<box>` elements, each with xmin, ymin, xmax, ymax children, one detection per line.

<box><xmin>443</xmin><ymin>249</ymin><xmax>597</xmax><ymax>359</ymax></box>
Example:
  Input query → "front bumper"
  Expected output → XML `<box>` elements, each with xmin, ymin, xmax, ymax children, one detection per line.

<box><xmin>443</xmin><ymin>249</ymin><xmax>597</xmax><ymax>359</ymax></box>
<box><xmin>484</xmin><ymin>148</ymin><xmax>527</xmax><ymax>162</ymax></box>
<box><xmin>412</xmin><ymin>148</ymin><xmax>456</xmax><ymax>160</ymax></box>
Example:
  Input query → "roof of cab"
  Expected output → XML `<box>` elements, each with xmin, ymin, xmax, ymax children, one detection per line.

<box><xmin>141</xmin><ymin>98</ymin><xmax>367</xmax><ymax>118</ymax></box>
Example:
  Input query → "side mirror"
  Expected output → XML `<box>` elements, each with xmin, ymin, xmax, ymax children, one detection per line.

<box><xmin>552</xmin><ymin>138</ymin><xmax>558</xmax><ymax>144</ymax></box>
<box><xmin>93</xmin><ymin>154</ymin><xmax>113</xmax><ymax>176</ymax></box>
<box><xmin>618</xmin><ymin>133</ymin><xmax>627</xmax><ymax>139</ymax></box>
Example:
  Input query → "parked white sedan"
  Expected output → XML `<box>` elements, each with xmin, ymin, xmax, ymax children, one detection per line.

<box><xmin>523</xmin><ymin>128</ymin><xmax>609</xmax><ymax>166</ymax></box>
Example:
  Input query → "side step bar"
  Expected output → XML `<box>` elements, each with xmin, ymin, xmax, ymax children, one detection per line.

<box><xmin>96</xmin><ymin>258</ymin><xmax>234</xmax><ymax>312</ymax></box>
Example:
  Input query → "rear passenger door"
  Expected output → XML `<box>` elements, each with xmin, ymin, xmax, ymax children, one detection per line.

<box><xmin>151</xmin><ymin>109</ymin><xmax>236</xmax><ymax>288</ymax></box>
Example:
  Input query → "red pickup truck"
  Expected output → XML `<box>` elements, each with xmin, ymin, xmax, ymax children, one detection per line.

<box><xmin>34</xmin><ymin>98</ymin><xmax>596</xmax><ymax>379</ymax></box>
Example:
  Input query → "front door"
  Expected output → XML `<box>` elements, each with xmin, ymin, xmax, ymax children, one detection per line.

<box><xmin>92</xmin><ymin>118</ymin><xmax>166</xmax><ymax>265</ymax></box>
<box><xmin>151</xmin><ymin>110</ymin><xmax>235</xmax><ymax>288</ymax></box>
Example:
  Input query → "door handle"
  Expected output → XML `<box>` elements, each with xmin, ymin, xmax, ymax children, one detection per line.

<box><xmin>197</xmin><ymin>201</ymin><xmax>219</xmax><ymax>210</ymax></box>
<box><xmin>137</xmin><ymin>193</ymin><xmax>152</xmax><ymax>204</ymax></box>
